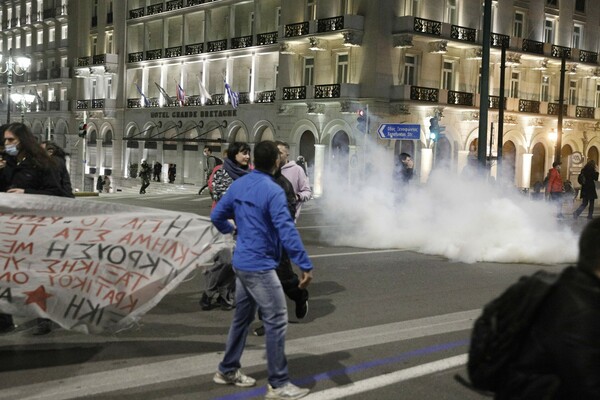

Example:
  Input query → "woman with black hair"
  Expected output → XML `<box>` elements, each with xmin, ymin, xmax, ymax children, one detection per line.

<box><xmin>41</xmin><ymin>140</ymin><xmax>75</xmax><ymax>198</ymax></box>
<box><xmin>201</xmin><ymin>142</ymin><xmax>251</xmax><ymax>311</ymax></box>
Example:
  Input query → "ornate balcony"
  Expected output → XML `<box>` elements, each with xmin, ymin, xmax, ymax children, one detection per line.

<box><xmin>128</xmin><ymin>99</ymin><xmax>142</xmax><ymax>108</ymax></box>
<box><xmin>238</xmin><ymin>92</ymin><xmax>250</xmax><ymax>104</ymax></box>
<box><xmin>450</xmin><ymin>25</ymin><xmax>476</xmax><ymax>42</ymax></box>
<box><xmin>166</xmin><ymin>0</ymin><xmax>184</xmax><ymax>11</ymax></box>
<box><xmin>77</xmin><ymin>57</ymin><xmax>90</xmax><ymax>67</ymax></box>
<box><xmin>413</xmin><ymin>17</ymin><xmax>441</xmax><ymax>36</ymax></box>
<box><xmin>187</xmin><ymin>0</ymin><xmax>206</xmax><ymax>5</ymax></box>
<box><xmin>551</xmin><ymin>45</ymin><xmax>571</xmax><ymax>59</ymax></box>
<box><xmin>207</xmin><ymin>39</ymin><xmax>227</xmax><ymax>52</ymax></box>
<box><xmin>255</xmin><ymin>90</ymin><xmax>276</xmax><ymax>103</ymax></box>
<box><xmin>410</xmin><ymin>86</ymin><xmax>439</xmax><ymax>102</ymax></box>
<box><xmin>317</xmin><ymin>16</ymin><xmax>344</xmax><ymax>33</ymax></box>
<box><xmin>284</xmin><ymin>22</ymin><xmax>309</xmax><ymax>38</ymax></box>
<box><xmin>315</xmin><ymin>84</ymin><xmax>340</xmax><ymax>99</ymax></box>
<box><xmin>147</xmin><ymin>3</ymin><xmax>164</xmax><ymax>15</ymax></box>
<box><xmin>257</xmin><ymin>32</ymin><xmax>278</xmax><ymax>45</ymax></box>
<box><xmin>579</xmin><ymin>50</ymin><xmax>598</xmax><ymax>64</ymax></box>
<box><xmin>92</xmin><ymin>99</ymin><xmax>105</xmax><ymax>109</ymax></box>
<box><xmin>92</xmin><ymin>54</ymin><xmax>106</xmax><ymax>65</ymax></box>
<box><xmin>146</xmin><ymin>49</ymin><xmax>163</xmax><ymax>60</ymax></box>
<box><xmin>547</xmin><ymin>103</ymin><xmax>568</xmax><ymax>115</ymax></box>
<box><xmin>519</xmin><ymin>99</ymin><xmax>540</xmax><ymax>113</ymax></box>
<box><xmin>231</xmin><ymin>35</ymin><xmax>253</xmax><ymax>49</ymax></box>
<box><xmin>283</xmin><ymin>86</ymin><xmax>307</xmax><ymax>100</ymax></box>
<box><xmin>490</xmin><ymin>33</ymin><xmax>510</xmax><ymax>48</ymax></box>
<box><xmin>185</xmin><ymin>43</ymin><xmax>203</xmax><ymax>55</ymax></box>
<box><xmin>129</xmin><ymin>7</ymin><xmax>144</xmax><ymax>19</ymax></box>
<box><xmin>77</xmin><ymin>100</ymin><xmax>90</xmax><ymax>110</ymax></box>
<box><xmin>166</xmin><ymin>46</ymin><xmax>182</xmax><ymax>58</ymax></box>
<box><xmin>576</xmin><ymin>106</ymin><xmax>595</xmax><ymax>119</ymax></box>
<box><xmin>448</xmin><ymin>90</ymin><xmax>473</xmax><ymax>106</ymax></box>
<box><xmin>207</xmin><ymin>94</ymin><xmax>225</xmax><ymax>105</ymax></box>
<box><xmin>522</xmin><ymin>39</ymin><xmax>544</xmax><ymax>55</ymax></box>
<box><xmin>186</xmin><ymin>95</ymin><xmax>203</xmax><ymax>106</ymax></box>
<box><xmin>128</xmin><ymin>52</ymin><xmax>144</xmax><ymax>62</ymax></box>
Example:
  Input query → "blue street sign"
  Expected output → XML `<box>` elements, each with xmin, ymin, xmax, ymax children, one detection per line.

<box><xmin>377</xmin><ymin>124</ymin><xmax>421</xmax><ymax>140</ymax></box>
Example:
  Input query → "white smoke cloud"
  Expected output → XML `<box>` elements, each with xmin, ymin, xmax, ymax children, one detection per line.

<box><xmin>319</xmin><ymin>138</ymin><xmax>578</xmax><ymax>265</ymax></box>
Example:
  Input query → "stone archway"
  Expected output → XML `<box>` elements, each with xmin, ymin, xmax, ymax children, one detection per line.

<box><xmin>501</xmin><ymin>140</ymin><xmax>516</xmax><ymax>184</ymax></box>
<box><xmin>330</xmin><ymin>130</ymin><xmax>350</xmax><ymax>184</ymax></box>
<box><xmin>560</xmin><ymin>144</ymin><xmax>573</xmax><ymax>180</ymax></box>
<box><xmin>530</xmin><ymin>142</ymin><xmax>546</xmax><ymax>186</ymax></box>
<box><xmin>299</xmin><ymin>130</ymin><xmax>316</xmax><ymax>179</ymax></box>
<box><xmin>434</xmin><ymin>136</ymin><xmax>452</xmax><ymax>169</ymax></box>
<box><xmin>587</xmin><ymin>146</ymin><xmax>599</xmax><ymax>165</ymax></box>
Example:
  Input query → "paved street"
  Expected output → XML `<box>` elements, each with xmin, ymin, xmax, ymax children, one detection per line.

<box><xmin>0</xmin><ymin>192</ymin><xmax>579</xmax><ymax>400</ymax></box>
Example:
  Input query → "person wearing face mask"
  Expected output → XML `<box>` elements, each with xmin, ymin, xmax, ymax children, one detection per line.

<box><xmin>0</xmin><ymin>123</ymin><xmax>71</xmax><ymax>335</ymax></box>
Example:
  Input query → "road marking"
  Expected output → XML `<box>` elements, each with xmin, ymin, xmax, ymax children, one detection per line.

<box><xmin>1</xmin><ymin>310</ymin><xmax>478</xmax><ymax>400</ymax></box>
<box><xmin>303</xmin><ymin>354</ymin><xmax>468</xmax><ymax>400</ymax></box>
<box><xmin>310</xmin><ymin>249</ymin><xmax>408</xmax><ymax>258</ymax></box>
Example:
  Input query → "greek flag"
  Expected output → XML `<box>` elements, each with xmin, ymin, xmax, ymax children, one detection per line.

<box><xmin>154</xmin><ymin>82</ymin><xmax>174</xmax><ymax>105</ymax></box>
<box><xmin>134</xmin><ymin>82</ymin><xmax>150</xmax><ymax>107</ymax></box>
<box><xmin>224</xmin><ymin>80</ymin><xmax>239</xmax><ymax>109</ymax></box>
<box><xmin>176</xmin><ymin>82</ymin><xmax>185</xmax><ymax>105</ymax></box>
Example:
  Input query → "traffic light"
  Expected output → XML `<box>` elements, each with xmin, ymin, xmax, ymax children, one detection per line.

<box><xmin>357</xmin><ymin>109</ymin><xmax>366</xmax><ymax>133</ymax></box>
<box><xmin>429</xmin><ymin>117</ymin><xmax>445</xmax><ymax>141</ymax></box>
<box><xmin>78</xmin><ymin>122</ymin><xmax>87</xmax><ymax>138</ymax></box>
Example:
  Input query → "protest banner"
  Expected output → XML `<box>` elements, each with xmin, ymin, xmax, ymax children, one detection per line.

<box><xmin>0</xmin><ymin>194</ymin><xmax>230</xmax><ymax>334</ymax></box>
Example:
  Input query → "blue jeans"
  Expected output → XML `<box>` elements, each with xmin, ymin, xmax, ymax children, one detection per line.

<box><xmin>218</xmin><ymin>268</ymin><xmax>290</xmax><ymax>387</ymax></box>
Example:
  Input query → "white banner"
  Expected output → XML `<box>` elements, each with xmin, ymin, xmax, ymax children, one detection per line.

<box><xmin>0</xmin><ymin>194</ymin><xmax>230</xmax><ymax>334</ymax></box>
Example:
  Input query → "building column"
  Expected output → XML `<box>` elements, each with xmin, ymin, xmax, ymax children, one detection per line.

<box><xmin>176</xmin><ymin>142</ymin><xmax>184</xmax><ymax>184</ymax></box>
<box><xmin>313</xmin><ymin>144</ymin><xmax>326</xmax><ymax>198</ymax></box>
<box><xmin>420</xmin><ymin>148</ymin><xmax>433</xmax><ymax>183</ymax></box>
<box><xmin>457</xmin><ymin>150</ymin><xmax>469</xmax><ymax>175</ymax></box>
<box><xmin>521</xmin><ymin>153</ymin><xmax>533</xmax><ymax>189</ymax></box>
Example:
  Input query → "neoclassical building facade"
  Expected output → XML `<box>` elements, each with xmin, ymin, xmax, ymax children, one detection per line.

<box><xmin>0</xmin><ymin>0</ymin><xmax>599</xmax><ymax>193</ymax></box>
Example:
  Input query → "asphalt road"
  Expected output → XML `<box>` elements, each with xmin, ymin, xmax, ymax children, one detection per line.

<box><xmin>0</xmin><ymin>192</ymin><xmax>576</xmax><ymax>400</ymax></box>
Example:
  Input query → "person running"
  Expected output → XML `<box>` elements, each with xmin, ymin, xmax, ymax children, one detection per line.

<box><xmin>573</xmin><ymin>159</ymin><xmax>599</xmax><ymax>220</ymax></box>
<box><xmin>211</xmin><ymin>140</ymin><xmax>313</xmax><ymax>400</ymax></box>
<box><xmin>139</xmin><ymin>160</ymin><xmax>151</xmax><ymax>194</ymax></box>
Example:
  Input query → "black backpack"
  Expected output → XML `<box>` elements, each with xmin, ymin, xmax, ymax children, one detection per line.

<box><xmin>213</xmin><ymin>156</ymin><xmax>223</xmax><ymax>166</ymax></box>
<box><xmin>578</xmin><ymin>172</ymin><xmax>586</xmax><ymax>185</ymax></box>
<box><xmin>456</xmin><ymin>270</ymin><xmax>559</xmax><ymax>394</ymax></box>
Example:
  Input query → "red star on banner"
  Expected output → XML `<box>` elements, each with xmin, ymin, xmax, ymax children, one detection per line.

<box><xmin>23</xmin><ymin>285</ymin><xmax>53</xmax><ymax>312</ymax></box>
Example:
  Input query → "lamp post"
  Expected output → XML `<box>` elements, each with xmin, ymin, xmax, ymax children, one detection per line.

<box><xmin>0</xmin><ymin>48</ymin><xmax>31</xmax><ymax>124</ymax></box>
<box><xmin>10</xmin><ymin>92</ymin><xmax>35</xmax><ymax>123</ymax></box>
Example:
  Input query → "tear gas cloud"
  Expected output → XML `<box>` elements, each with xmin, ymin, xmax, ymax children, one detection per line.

<box><xmin>318</xmin><ymin>138</ymin><xmax>578</xmax><ymax>265</ymax></box>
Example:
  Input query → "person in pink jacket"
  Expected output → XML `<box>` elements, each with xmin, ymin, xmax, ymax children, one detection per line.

<box><xmin>546</xmin><ymin>161</ymin><xmax>564</xmax><ymax>218</ymax></box>
<box><xmin>276</xmin><ymin>141</ymin><xmax>312</xmax><ymax>221</ymax></box>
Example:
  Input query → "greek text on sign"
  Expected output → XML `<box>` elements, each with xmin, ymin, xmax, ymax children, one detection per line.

<box><xmin>378</xmin><ymin>124</ymin><xmax>421</xmax><ymax>140</ymax></box>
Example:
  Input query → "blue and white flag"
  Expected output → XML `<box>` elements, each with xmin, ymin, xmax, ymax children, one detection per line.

<box><xmin>224</xmin><ymin>79</ymin><xmax>239</xmax><ymax>109</ymax></box>
<box><xmin>176</xmin><ymin>82</ymin><xmax>186</xmax><ymax>105</ymax></box>
<box><xmin>134</xmin><ymin>82</ymin><xmax>150</xmax><ymax>107</ymax></box>
<box><xmin>154</xmin><ymin>82</ymin><xmax>174</xmax><ymax>106</ymax></box>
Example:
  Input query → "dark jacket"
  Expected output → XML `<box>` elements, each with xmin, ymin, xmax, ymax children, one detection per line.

<box><xmin>497</xmin><ymin>266</ymin><xmax>600</xmax><ymax>400</ymax></box>
<box><xmin>53</xmin><ymin>156</ymin><xmax>75</xmax><ymax>198</ymax></box>
<box><xmin>580</xmin><ymin>166</ymin><xmax>598</xmax><ymax>200</ymax></box>
<box><xmin>274</xmin><ymin>170</ymin><xmax>297</xmax><ymax>219</ymax></box>
<box><xmin>0</xmin><ymin>156</ymin><xmax>66</xmax><ymax>197</ymax></box>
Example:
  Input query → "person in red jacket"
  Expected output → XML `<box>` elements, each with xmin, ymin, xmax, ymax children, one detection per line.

<box><xmin>546</xmin><ymin>161</ymin><xmax>564</xmax><ymax>218</ymax></box>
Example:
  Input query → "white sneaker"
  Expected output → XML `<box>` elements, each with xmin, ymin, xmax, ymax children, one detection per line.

<box><xmin>213</xmin><ymin>370</ymin><xmax>256</xmax><ymax>387</ymax></box>
<box><xmin>265</xmin><ymin>383</ymin><xmax>310</xmax><ymax>399</ymax></box>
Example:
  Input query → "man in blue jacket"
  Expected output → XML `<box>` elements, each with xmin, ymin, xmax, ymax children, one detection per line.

<box><xmin>211</xmin><ymin>140</ymin><xmax>313</xmax><ymax>400</ymax></box>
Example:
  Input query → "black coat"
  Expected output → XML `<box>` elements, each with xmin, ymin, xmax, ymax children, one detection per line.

<box><xmin>497</xmin><ymin>267</ymin><xmax>600</xmax><ymax>399</ymax></box>
<box><xmin>580</xmin><ymin>166</ymin><xmax>598</xmax><ymax>200</ymax></box>
<box><xmin>0</xmin><ymin>156</ymin><xmax>67</xmax><ymax>197</ymax></box>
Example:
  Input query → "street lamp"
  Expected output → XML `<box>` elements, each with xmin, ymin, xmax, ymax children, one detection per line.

<box><xmin>0</xmin><ymin>48</ymin><xmax>31</xmax><ymax>124</ymax></box>
<box><xmin>10</xmin><ymin>92</ymin><xmax>35</xmax><ymax>123</ymax></box>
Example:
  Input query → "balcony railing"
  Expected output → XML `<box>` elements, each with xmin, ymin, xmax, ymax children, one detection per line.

<box><xmin>165</xmin><ymin>46</ymin><xmax>182</xmax><ymax>58</ymax></box>
<box><xmin>186</xmin><ymin>95</ymin><xmax>203</xmax><ymax>106</ymax></box>
<box><xmin>315</xmin><ymin>84</ymin><xmax>340</xmax><ymax>99</ymax></box>
<box><xmin>238</xmin><ymin>92</ymin><xmax>250</xmax><ymax>104</ymax></box>
<box><xmin>576</xmin><ymin>106</ymin><xmax>595</xmax><ymax>119</ymax></box>
<box><xmin>77</xmin><ymin>57</ymin><xmax>90</xmax><ymax>67</ymax></box>
<box><xmin>413</xmin><ymin>17</ymin><xmax>441</xmax><ymax>36</ymax></box>
<box><xmin>207</xmin><ymin>94</ymin><xmax>225</xmax><ymax>105</ymax></box>
<box><xmin>551</xmin><ymin>45</ymin><xmax>571</xmax><ymax>59</ymax></box>
<box><xmin>522</xmin><ymin>39</ymin><xmax>544</xmax><ymax>55</ymax></box>
<box><xmin>185</xmin><ymin>43</ymin><xmax>203</xmax><ymax>55</ymax></box>
<box><xmin>77</xmin><ymin>100</ymin><xmax>90</xmax><ymax>109</ymax></box>
<box><xmin>579</xmin><ymin>50</ymin><xmax>598</xmax><ymax>64</ymax></box>
<box><xmin>448</xmin><ymin>90</ymin><xmax>473</xmax><ymax>106</ymax></box>
<box><xmin>257</xmin><ymin>32</ymin><xmax>278</xmax><ymax>45</ymax></box>
<box><xmin>166</xmin><ymin>0</ymin><xmax>184</xmax><ymax>11</ymax></box>
<box><xmin>128</xmin><ymin>52</ymin><xmax>144</xmax><ymax>62</ymax></box>
<box><xmin>147</xmin><ymin>3</ymin><xmax>164</xmax><ymax>15</ymax></box>
<box><xmin>284</xmin><ymin>22</ymin><xmax>309</xmax><ymax>38</ymax></box>
<box><xmin>255</xmin><ymin>90</ymin><xmax>276</xmax><ymax>103</ymax></box>
<box><xmin>283</xmin><ymin>86</ymin><xmax>307</xmax><ymax>100</ymax></box>
<box><xmin>410</xmin><ymin>86</ymin><xmax>439</xmax><ymax>102</ymax></box>
<box><xmin>146</xmin><ymin>49</ymin><xmax>163</xmax><ymax>60</ymax></box>
<box><xmin>450</xmin><ymin>25</ymin><xmax>476</xmax><ymax>42</ymax></box>
<box><xmin>48</xmin><ymin>101</ymin><xmax>60</xmax><ymax>111</ymax></box>
<box><xmin>92</xmin><ymin>99</ymin><xmax>105</xmax><ymax>108</ymax></box>
<box><xmin>547</xmin><ymin>103</ymin><xmax>568</xmax><ymax>115</ymax></box>
<box><xmin>519</xmin><ymin>99</ymin><xmax>540</xmax><ymax>113</ymax></box>
<box><xmin>317</xmin><ymin>16</ymin><xmax>344</xmax><ymax>33</ymax></box>
<box><xmin>187</xmin><ymin>0</ymin><xmax>206</xmax><ymax>6</ymax></box>
<box><xmin>92</xmin><ymin>54</ymin><xmax>106</xmax><ymax>65</ymax></box>
<box><xmin>231</xmin><ymin>35</ymin><xmax>253</xmax><ymax>49</ymax></box>
<box><xmin>128</xmin><ymin>99</ymin><xmax>142</xmax><ymax>108</ymax></box>
<box><xmin>129</xmin><ymin>7</ymin><xmax>144</xmax><ymax>19</ymax></box>
<box><xmin>207</xmin><ymin>39</ymin><xmax>227</xmax><ymax>52</ymax></box>
<box><xmin>491</xmin><ymin>33</ymin><xmax>510</xmax><ymax>48</ymax></box>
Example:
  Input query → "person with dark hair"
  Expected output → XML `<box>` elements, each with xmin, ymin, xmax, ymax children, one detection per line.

<box><xmin>198</xmin><ymin>146</ymin><xmax>222</xmax><ymax>195</ymax></box>
<box><xmin>0</xmin><ymin>123</ymin><xmax>71</xmax><ymax>335</ymax></box>
<box><xmin>211</xmin><ymin>140</ymin><xmax>313</xmax><ymax>400</ymax></box>
<box><xmin>497</xmin><ymin>217</ymin><xmax>600</xmax><ymax>399</ymax></box>
<box><xmin>573</xmin><ymin>159</ymin><xmax>598</xmax><ymax>220</ymax></box>
<box><xmin>41</xmin><ymin>141</ymin><xmax>74</xmax><ymax>198</ymax></box>
<box><xmin>139</xmin><ymin>159</ymin><xmax>151</xmax><ymax>194</ymax></box>
<box><xmin>394</xmin><ymin>152</ymin><xmax>414</xmax><ymax>184</ymax></box>
<box><xmin>275</xmin><ymin>141</ymin><xmax>311</xmax><ymax>221</ymax></box>
<box><xmin>153</xmin><ymin>161</ymin><xmax>162</xmax><ymax>182</ymax></box>
<box><xmin>546</xmin><ymin>161</ymin><xmax>564</xmax><ymax>218</ymax></box>
<box><xmin>200</xmin><ymin>142</ymin><xmax>251</xmax><ymax>311</ymax></box>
